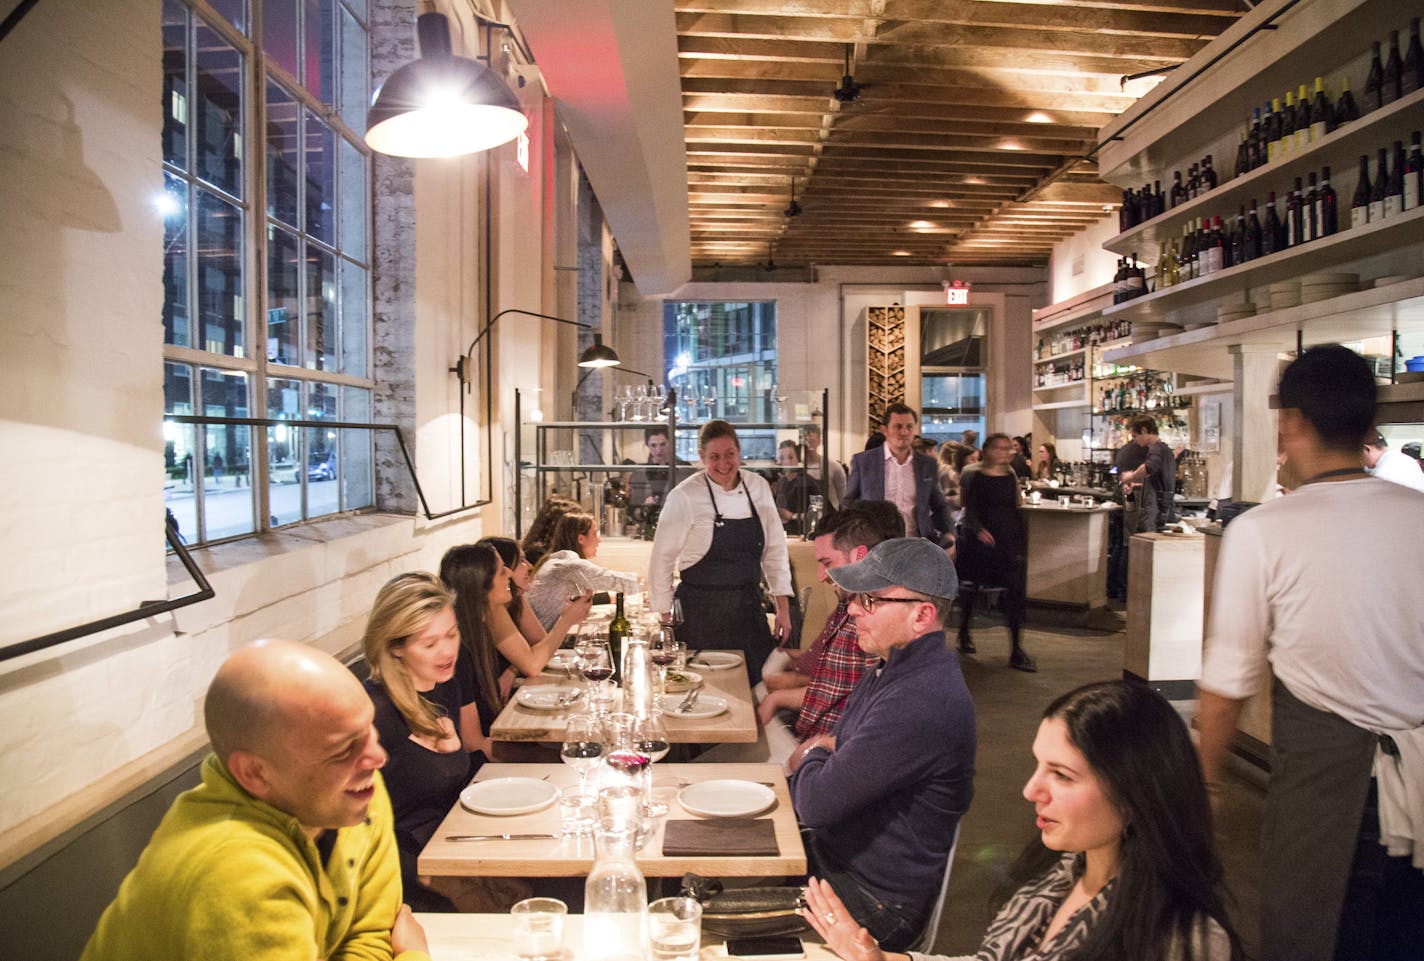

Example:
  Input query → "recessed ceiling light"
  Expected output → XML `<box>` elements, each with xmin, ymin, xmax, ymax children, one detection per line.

<box><xmin>962</xmin><ymin>177</ymin><xmax>986</xmax><ymax>186</ymax></box>
<box><xmin>928</xmin><ymin>199</ymin><xmax>952</xmax><ymax>208</ymax></box>
<box><xmin>1025</xmin><ymin>112</ymin><xmax>1053</xmax><ymax>124</ymax></box>
<box><xmin>998</xmin><ymin>141</ymin><xmax>1026</xmax><ymax>151</ymax></box>
<box><xmin>891</xmin><ymin>250</ymin><xmax>912</xmax><ymax>256</ymax></box>
<box><xmin>909</xmin><ymin>220</ymin><xmax>937</xmax><ymax>230</ymax></box>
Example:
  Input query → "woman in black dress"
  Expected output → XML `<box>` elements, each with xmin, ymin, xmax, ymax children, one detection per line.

<box><xmin>958</xmin><ymin>433</ymin><xmax>1035</xmax><ymax>671</ymax></box>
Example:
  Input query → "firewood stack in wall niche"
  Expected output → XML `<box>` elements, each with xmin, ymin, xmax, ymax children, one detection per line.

<box><xmin>867</xmin><ymin>305</ymin><xmax>907</xmax><ymax>434</ymax></box>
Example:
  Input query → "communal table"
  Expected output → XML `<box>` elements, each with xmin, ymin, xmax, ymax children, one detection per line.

<box><xmin>490</xmin><ymin>651</ymin><xmax>759</xmax><ymax>745</ymax></box>
<box><xmin>415</xmin><ymin>913</ymin><xmax>835</xmax><ymax>961</ymax></box>
<box><xmin>418</xmin><ymin>762</ymin><xmax>805</xmax><ymax>878</ymax></box>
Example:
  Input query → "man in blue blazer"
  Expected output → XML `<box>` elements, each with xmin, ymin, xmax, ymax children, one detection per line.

<box><xmin>846</xmin><ymin>403</ymin><xmax>956</xmax><ymax>554</ymax></box>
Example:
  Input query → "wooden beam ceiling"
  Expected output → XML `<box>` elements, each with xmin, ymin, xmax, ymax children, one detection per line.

<box><xmin>674</xmin><ymin>0</ymin><xmax>1243</xmax><ymax>268</ymax></box>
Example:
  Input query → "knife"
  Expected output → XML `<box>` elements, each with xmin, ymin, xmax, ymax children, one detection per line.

<box><xmin>444</xmin><ymin>833</ymin><xmax>559</xmax><ymax>841</ymax></box>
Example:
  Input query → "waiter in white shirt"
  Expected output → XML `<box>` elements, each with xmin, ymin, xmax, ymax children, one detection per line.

<box><xmin>1363</xmin><ymin>432</ymin><xmax>1424</xmax><ymax>493</ymax></box>
<box><xmin>650</xmin><ymin>420</ymin><xmax>793</xmax><ymax>685</ymax></box>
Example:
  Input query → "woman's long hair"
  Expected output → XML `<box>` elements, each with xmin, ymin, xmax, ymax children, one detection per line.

<box><xmin>1036</xmin><ymin>442</ymin><xmax>1059</xmax><ymax>480</ymax></box>
<box><xmin>1008</xmin><ymin>681</ymin><xmax>1241</xmax><ymax>961</ymax></box>
<box><xmin>532</xmin><ymin>511</ymin><xmax>596</xmax><ymax>575</ymax></box>
<box><xmin>361</xmin><ymin>572</ymin><xmax>455</xmax><ymax>739</ymax></box>
<box><xmin>438</xmin><ymin>543</ymin><xmax>506</xmax><ymax>713</ymax></box>
<box><xmin>479</xmin><ymin>536</ymin><xmax>526</xmax><ymax>620</ymax></box>
<box><xmin>522</xmin><ymin>496</ymin><xmax>580</xmax><ymax>563</ymax></box>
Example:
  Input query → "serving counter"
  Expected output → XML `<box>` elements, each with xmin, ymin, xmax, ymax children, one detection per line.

<box><xmin>1019</xmin><ymin>500</ymin><xmax>1118</xmax><ymax>610</ymax></box>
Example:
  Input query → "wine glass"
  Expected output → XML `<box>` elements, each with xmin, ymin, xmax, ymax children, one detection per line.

<box><xmin>632</xmin><ymin>383</ymin><xmax>649</xmax><ymax>422</ymax></box>
<box><xmin>636</xmin><ymin>712</ymin><xmax>672</xmax><ymax>817</ymax></box>
<box><xmin>601</xmin><ymin>713</ymin><xmax>652</xmax><ymax>785</ymax></box>
<box><xmin>561</xmin><ymin>713</ymin><xmax>605</xmax><ymax>792</ymax></box>
<box><xmin>650</xmin><ymin>627</ymin><xmax>682</xmax><ymax>697</ymax></box>
<box><xmin>577</xmin><ymin>637</ymin><xmax>613</xmax><ymax>707</ymax></box>
<box><xmin>700</xmin><ymin>384</ymin><xmax>717</xmax><ymax>420</ymax></box>
<box><xmin>616</xmin><ymin>384</ymin><xmax>634</xmax><ymax>421</ymax></box>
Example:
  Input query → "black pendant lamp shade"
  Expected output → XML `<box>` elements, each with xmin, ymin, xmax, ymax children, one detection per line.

<box><xmin>365</xmin><ymin>13</ymin><xmax>528</xmax><ymax>158</ymax></box>
<box><xmin>577</xmin><ymin>335</ymin><xmax>621</xmax><ymax>368</ymax></box>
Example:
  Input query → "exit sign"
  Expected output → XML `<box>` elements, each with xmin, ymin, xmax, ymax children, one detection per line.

<box><xmin>943</xmin><ymin>280</ymin><xmax>970</xmax><ymax>305</ymax></box>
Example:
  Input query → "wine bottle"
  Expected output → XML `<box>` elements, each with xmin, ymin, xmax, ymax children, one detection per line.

<box><xmin>1245</xmin><ymin>199</ymin><xmax>1263</xmax><ymax>260</ymax></box>
<box><xmin>1111</xmin><ymin>257</ymin><xmax>1127</xmax><ymax>304</ymax></box>
<box><xmin>1191</xmin><ymin>219</ymin><xmax>1205</xmax><ymax>278</ymax></box>
<box><xmin>1229</xmin><ymin>207</ymin><xmax>1245</xmax><ymax>266</ymax></box>
<box><xmin>1266</xmin><ymin>97</ymin><xmax>1284</xmax><ymax>163</ymax></box>
<box><xmin>1280</xmin><ymin>91</ymin><xmax>1296</xmax><ymax>159</ymax></box>
<box><xmin>1383</xmin><ymin>30</ymin><xmax>1403</xmax><ymax>106</ymax></box>
<box><xmin>1310</xmin><ymin>77</ymin><xmax>1332</xmax><ymax>140</ymax></box>
<box><xmin>1288</xmin><ymin>178</ymin><xmax>1305</xmax><ymax>246</ymax></box>
<box><xmin>1318</xmin><ymin>166</ymin><xmax>1340</xmax><ymax>236</ymax></box>
<box><xmin>1201</xmin><ymin>154</ymin><xmax>1218</xmax><ymax>192</ymax></box>
<box><xmin>1336</xmin><ymin>76</ymin><xmax>1360</xmax><ymax>125</ymax></box>
<box><xmin>1385</xmin><ymin>141</ymin><xmax>1405</xmax><ymax>218</ymax></box>
<box><xmin>1405</xmin><ymin>18</ymin><xmax>1423</xmax><ymax>96</ymax></box>
<box><xmin>1186</xmin><ymin>162</ymin><xmax>1200</xmax><ymax>200</ymax></box>
<box><xmin>1294</xmin><ymin>84</ymin><xmax>1312</xmax><ymax>152</ymax></box>
<box><xmin>1169</xmin><ymin>170</ymin><xmax>1185</xmax><ymax>208</ymax></box>
<box><xmin>1248</xmin><ymin>106</ymin><xmax>1264</xmax><ymax>169</ymax></box>
<box><xmin>1369</xmin><ymin>147</ymin><xmax>1388</xmax><ymax>222</ymax></box>
<box><xmin>1204</xmin><ymin>217</ymin><xmax>1225</xmax><ymax>274</ymax></box>
<box><xmin>1262</xmin><ymin>192</ymin><xmax>1282</xmax><ymax>255</ymax></box>
<box><xmin>1130</xmin><ymin>254</ymin><xmax>1148</xmax><ymax>299</ymax></box>
<box><xmin>608</xmin><ymin>592</ymin><xmax>630</xmax><ymax>682</ymax></box>
<box><xmin>1306</xmin><ymin>172</ymin><xmax>1320</xmax><ymax>241</ymax></box>
<box><xmin>1178</xmin><ymin>223</ymin><xmax>1196</xmax><ymax>280</ymax></box>
<box><xmin>1235</xmin><ymin>126</ymin><xmax>1252</xmax><ymax>177</ymax></box>
<box><xmin>1352</xmin><ymin>154</ymin><xmax>1373</xmax><ymax>228</ymax></box>
<box><xmin>1119</xmin><ymin>189</ymin><xmax>1133</xmax><ymax>231</ymax></box>
<box><xmin>1406</xmin><ymin>132</ymin><xmax>1422</xmax><ymax>211</ymax></box>
<box><xmin>1365</xmin><ymin>41</ymin><xmax>1385</xmax><ymax>112</ymax></box>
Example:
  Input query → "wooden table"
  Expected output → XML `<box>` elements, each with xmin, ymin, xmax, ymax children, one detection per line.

<box><xmin>416</xmin><ymin>913</ymin><xmax>834</xmax><ymax>961</ymax></box>
<box><xmin>491</xmin><ymin>652</ymin><xmax>759</xmax><ymax>745</ymax></box>
<box><xmin>418</xmin><ymin>762</ymin><xmax>806</xmax><ymax>878</ymax></box>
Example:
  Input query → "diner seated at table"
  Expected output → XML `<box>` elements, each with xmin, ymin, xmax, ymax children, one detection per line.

<box><xmin>521</xmin><ymin>495</ymin><xmax>581</xmax><ymax>566</ymax></box>
<box><xmin>789</xmin><ymin>538</ymin><xmax>976</xmax><ymax>952</ymax></box>
<box><xmin>438</xmin><ymin>544</ymin><xmax>524</xmax><ymax>753</ymax></box>
<box><xmin>80</xmin><ymin>639</ymin><xmax>431</xmax><ymax>961</ymax></box>
<box><xmin>757</xmin><ymin>501</ymin><xmax>903</xmax><ymax>761</ymax></box>
<box><xmin>803</xmin><ymin>680</ymin><xmax>1239</xmax><ymax>961</ymax></box>
<box><xmin>480</xmin><ymin>535</ymin><xmax>592</xmax><ymax>658</ymax></box>
<box><xmin>526</xmin><ymin>511</ymin><xmax>641</xmax><ymax>630</ymax></box>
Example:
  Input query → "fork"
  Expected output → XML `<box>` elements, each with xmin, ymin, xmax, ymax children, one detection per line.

<box><xmin>555</xmin><ymin>689</ymin><xmax>583</xmax><ymax>709</ymax></box>
<box><xmin>676</xmin><ymin>681</ymin><xmax>704</xmax><ymax>713</ymax></box>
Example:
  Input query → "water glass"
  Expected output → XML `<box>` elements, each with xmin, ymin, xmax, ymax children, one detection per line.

<box><xmin>648</xmin><ymin>897</ymin><xmax>702</xmax><ymax>961</ymax></box>
<box><xmin>511</xmin><ymin>897</ymin><xmax>567</xmax><ymax>961</ymax></box>
<box><xmin>597</xmin><ymin>784</ymin><xmax>643</xmax><ymax>831</ymax></box>
<box><xmin>558</xmin><ymin>788</ymin><xmax>598</xmax><ymax>839</ymax></box>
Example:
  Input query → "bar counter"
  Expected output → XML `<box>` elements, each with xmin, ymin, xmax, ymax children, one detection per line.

<box><xmin>1019</xmin><ymin>499</ymin><xmax>1118</xmax><ymax>610</ymax></box>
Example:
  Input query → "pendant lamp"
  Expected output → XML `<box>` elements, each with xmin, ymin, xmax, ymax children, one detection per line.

<box><xmin>365</xmin><ymin>13</ymin><xmax>528</xmax><ymax>158</ymax></box>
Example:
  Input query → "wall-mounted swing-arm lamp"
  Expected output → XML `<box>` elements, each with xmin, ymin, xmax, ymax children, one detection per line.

<box><xmin>450</xmin><ymin>308</ymin><xmax>621</xmax><ymax>390</ymax></box>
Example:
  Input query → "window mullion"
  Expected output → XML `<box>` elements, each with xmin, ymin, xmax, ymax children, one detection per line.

<box><xmin>251</xmin><ymin>3</ymin><xmax>273</xmax><ymax>535</ymax></box>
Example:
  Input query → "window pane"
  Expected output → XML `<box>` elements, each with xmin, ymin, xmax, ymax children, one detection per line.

<box><xmin>199</xmin><ymin>367</ymin><xmax>254</xmax><ymax>539</ymax></box>
<box><xmin>196</xmin><ymin>188</ymin><xmax>245</xmax><ymax>356</ymax></box>
<box><xmin>340</xmin><ymin>386</ymin><xmax>373</xmax><ymax>510</ymax></box>
<box><xmin>306</xmin><ymin>382</ymin><xmax>340</xmax><ymax>517</ymax></box>
<box><xmin>162</xmin><ymin>0</ymin><xmax>187</xmax><ymax>170</ymax></box>
<box><xmin>305</xmin><ymin>0</ymin><xmax>336</xmax><ymax>105</ymax></box>
<box><xmin>339</xmin><ymin>6</ymin><xmax>367</xmax><ymax>132</ymax></box>
<box><xmin>208</xmin><ymin>0</ymin><xmax>245</xmax><ymax>34</ymax></box>
<box><xmin>164</xmin><ymin>362</ymin><xmax>197</xmax><ymax>543</ymax></box>
<box><xmin>338</xmin><ymin>136</ymin><xmax>366</xmax><ymax>259</ymax></box>
<box><xmin>266</xmin><ymin>224</ymin><xmax>300</xmax><ymax>364</ymax></box>
<box><xmin>267</xmin><ymin>377</ymin><xmax>303</xmax><ymax>526</ymax></box>
<box><xmin>343</xmin><ymin>0</ymin><xmax>366</xmax><ymax>22</ymax></box>
<box><xmin>265</xmin><ymin>79</ymin><xmax>299</xmax><ymax>228</ymax></box>
<box><xmin>304</xmin><ymin>109</ymin><xmax>335</xmax><ymax>244</ymax></box>
<box><xmin>339</xmin><ymin>260</ymin><xmax>367</xmax><ymax>377</ymax></box>
<box><xmin>163</xmin><ymin>173</ymin><xmax>190</xmax><ymax>347</ymax></box>
<box><xmin>263</xmin><ymin>0</ymin><xmax>299</xmax><ymax>79</ymax></box>
<box><xmin>307</xmin><ymin>243</ymin><xmax>336</xmax><ymax>370</ymax></box>
<box><xmin>193</xmin><ymin>19</ymin><xmax>243</xmax><ymax>197</ymax></box>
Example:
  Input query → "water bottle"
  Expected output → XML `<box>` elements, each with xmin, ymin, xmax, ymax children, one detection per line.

<box><xmin>584</xmin><ymin>821</ymin><xmax>648</xmax><ymax>961</ymax></box>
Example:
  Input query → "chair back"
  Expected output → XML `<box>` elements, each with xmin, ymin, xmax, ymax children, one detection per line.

<box><xmin>906</xmin><ymin>821</ymin><xmax>961</xmax><ymax>954</ymax></box>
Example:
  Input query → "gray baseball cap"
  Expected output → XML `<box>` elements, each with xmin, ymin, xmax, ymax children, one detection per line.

<box><xmin>828</xmin><ymin>537</ymin><xmax>958</xmax><ymax>600</ymax></box>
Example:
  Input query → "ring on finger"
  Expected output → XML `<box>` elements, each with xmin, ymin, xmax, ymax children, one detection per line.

<box><xmin>823</xmin><ymin>912</ymin><xmax>836</xmax><ymax>923</ymax></box>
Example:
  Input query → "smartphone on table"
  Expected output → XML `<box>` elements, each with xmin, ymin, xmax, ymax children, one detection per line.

<box><xmin>723</xmin><ymin>937</ymin><xmax>806</xmax><ymax>959</ymax></box>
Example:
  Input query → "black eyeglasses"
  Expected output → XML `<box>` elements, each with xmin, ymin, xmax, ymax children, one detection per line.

<box><xmin>852</xmin><ymin>592</ymin><xmax>926</xmax><ymax>612</ymax></box>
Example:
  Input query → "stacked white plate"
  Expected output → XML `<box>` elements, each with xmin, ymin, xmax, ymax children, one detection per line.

<box><xmin>1217</xmin><ymin>301</ymin><xmax>1256</xmax><ymax>323</ymax></box>
<box><xmin>1300</xmin><ymin>272</ymin><xmax>1358</xmax><ymax>303</ymax></box>
<box><xmin>1368</xmin><ymin>275</ymin><xmax>1412</xmax><ymax>289</ymax></box>
<box><xmin>1268</xmin><ymin>280</ymin><xmax>1301</xmax><ymax>310</ymax></box>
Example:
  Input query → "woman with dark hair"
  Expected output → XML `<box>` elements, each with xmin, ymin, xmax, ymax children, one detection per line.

<box><xmin>521</xmin><ymin>495</ymin><xmax>581</xmax><ymax>566</ymax></box>
<box><xmin>1035</xmin><ymin>442</ymin><xmax>1060</xmax><ymax>482</ymax></box>
<box><xmin>437</xmin><ymin>543</ymin><xmax>511</xmax><ymax>755</ymax></box>
<box><xmin>477</xmin><ymin>535</ymin><xmax>591</xmax><ymax>673</ymax></box>
<box><xmin>1010</xmin><ymin>436</ymin><xmax>1033</xmax><ymax>480</ymax></box>
<box><xmin>805</xmin><ymin>680</ymin><xmax>1240</xmax><ymax>961</ymax></box>
<box><xmin>650</xmin><ymin>420</ymin><xmax>793</xmax><ymax>684</ymax></box>
<box><xmin>958</xmin><ymin>433</ymin><xmax>1033</xmax><ymax>670</ymax></box>
<box><xmin>526</xmin><ymin>511</ymin><xmax>641</xmax><ymax>629</ymax></box>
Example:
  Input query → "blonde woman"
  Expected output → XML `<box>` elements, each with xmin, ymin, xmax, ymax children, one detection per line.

<box><xmin>362</xmin><ymin>572</ymin><xmax>477</xmax><ymax>912</ymax></box>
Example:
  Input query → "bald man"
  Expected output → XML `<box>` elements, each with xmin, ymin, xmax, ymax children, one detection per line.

<box><xmin>81</xmin><ymin>639</ymin><xmax>430</xmax><ymax>961</ymax></box>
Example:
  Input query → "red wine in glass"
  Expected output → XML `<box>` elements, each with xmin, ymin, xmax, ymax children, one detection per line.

<box><xmin>650</xmin><ymin>650</ymin><xmax>677</xmax><ymax>667</ymax></box>
<box><xmin>582</xmin><ymin>665</ymin><xmax>614</xmax><ymax>682</ymax></box>
<box><xmin>636</xmin><ymin>738</ymin><xmax>671</xmax><ymax>763</ymax></box>
<box><xmin>605</xmin><ymin>749</ymin><xmax>652</xmax><ymax>775</ymax></box>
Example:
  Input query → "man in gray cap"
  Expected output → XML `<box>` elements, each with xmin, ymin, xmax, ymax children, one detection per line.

<box><xmin>788</xmin><ymin>538</ymin><xmax>976</xmax><ymax>951</ymax></box>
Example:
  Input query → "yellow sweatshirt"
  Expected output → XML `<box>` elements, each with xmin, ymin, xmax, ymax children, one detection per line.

<box><xmin>80</xmin><ymin>754</ymin><xmax>430</xmax><ymax>961</ymax></box>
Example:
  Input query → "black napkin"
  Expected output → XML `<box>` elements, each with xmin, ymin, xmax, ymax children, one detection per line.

<box><xmin>662</xmin><ymin>818</ymin><xmax>779</xmax><ymax>856</ymax></box>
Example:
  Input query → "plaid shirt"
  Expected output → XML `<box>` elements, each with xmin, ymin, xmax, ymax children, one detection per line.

<box><xmin>795</xmin><ymin>598</ymin><xmax>873</xmax><ymax>740</ymax></box>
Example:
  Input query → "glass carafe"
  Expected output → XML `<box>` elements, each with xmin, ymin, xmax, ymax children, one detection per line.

<box><xmin>620</xmin><ymin>636</ymin><xmax>654</xmax><ymax>718</ymax></box>
<box><xmin>584</xmin><ymin>821</ymin><xmax>648</xmax><ymax>961</ymax></box>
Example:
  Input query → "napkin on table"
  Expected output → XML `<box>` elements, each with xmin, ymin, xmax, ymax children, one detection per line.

<box><xmin>662</xmin><ymin>818</ymin><xmax>779</xmax><ymax>856</ymax></box>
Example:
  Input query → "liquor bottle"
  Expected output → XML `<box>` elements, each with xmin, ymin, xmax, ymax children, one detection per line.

<box><xmin>1369</xmin><ymin>147</ymin><xmax>1388</xmax><ymax>222</ymax></box>
<box><xmin>1306</xmin><ymin>172</ymin><xmax>1320</xmax><ymax>241</ymax></box>
<box><xmin>1169</xmin><ymin>170</ymin><xmax>1185</xmax><ymax>208</ymax></box>
<box><xmin>1405</xmin><ymin>18</ymin><xmax>1423</xmax><ymax>96</ymax></box>
<box><xmin>1262</xmin><ymin>192</ymin><xmax>1282</xmax><ymax>255</ymax></box>
<box><xmin>1383</xmin><ymin>30</ymin><xmax>1403</xmax><ymax>106</ymax></box>
<box><xmin>1201</xmin><ymin>154</ymin><xmax>1218</xmax><ymax>192</ymax></box>
<box><xmin>1317</xmin><ymin>165</ymin><xmax>1340</xmax><ymax>236</ymax></box>
<box><xmin>1407</xmin><ymin>132</ymin><xmax>1422</xmax><ymax>211</ymax></box>
<box><xmin>1280</xmin><ymin>91</ymin><xmax>1296</xmax><ymax>159</ymax></box>
<box><xmin>1365</xmin><ymin>41</ymin><xmax>1385</xmax><ymax>112</ymax></box>
<box><xmin>1352</xmin><ymin>154</ymin><xmax>1373</xmax><ymax>228</ymax></box>
<box><xmin>1245</xmin><ymin>198</ymin><xmax>1264</xmax><ymax>260</ymax></box>
<box><xmin>1266</xmin><ymin>98</ymin><xmax>1284</xmax><ymax>163</ymax></box>
<box><xmin>1336</xmin><ymin>76</ymin><xmax>1360</xmax><ymax>125</ymax></box>
<box><xmin>1310</xmin><ymin>76</ymin><xmax>1333</xmax><ymax>140</ymax></box>
<box><xmin>1288</xmin><ymin>178</ymin><xmax>1305</xmax><ymax>246</ymax></box>
<box><xmin>1294</xmin><ymin>84</ymin><xmax>1312</xmax><ymax>152</ymax></box>
<box><xmin>1384</xmin><ymin>141</ymin><xmax>1405</xmax><ymax>218</ymax></box>
<box><xmin>608</xmin><ymin>592</ymin><xmax>630</xmax><ymax>681</ymax></box>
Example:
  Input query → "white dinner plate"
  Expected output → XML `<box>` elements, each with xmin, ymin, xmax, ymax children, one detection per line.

<box><xmin>459</xmin><ymin>777</ymin><xmax>559</xmax><ymax>816</ymax></box>
<box><xmin>659</xmin><ymin>692</ymin><xmax>729</xmax><ymax>720</ymax></box>
<box><xmin>515</xmin><ymin>685</ymin><xmax>583</xmax><ymax>711</ymax></box>
<box><xmin>686</xmin><ymin>651</ymin><xmax>741</xmax><ymax>671</ymax></box>
<box><xmin>660</xmin><ymin>669</ymin><xmax>703</xmax><ymax>694</ymax></box>
<box><xmin>678</xmin><ymin>779</ymin><xmax>776</xmax><ymax>818</ymax></box>
<box><xmin>547</xmin><ymin>650</ymin><xmax>581</xmax><ymax>673</ymax></box>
